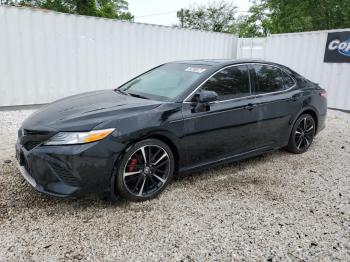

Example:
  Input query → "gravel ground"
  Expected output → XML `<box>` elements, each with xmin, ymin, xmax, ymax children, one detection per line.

<box><xmin>0</xmin><ymin>109</ymin><xmax>349</xmax><ymax>261</ymax></box>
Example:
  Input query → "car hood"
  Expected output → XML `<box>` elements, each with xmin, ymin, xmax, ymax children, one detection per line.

<box><xmin>22</xmin><ymin>90</ymin><xmax>162</xmax><ymax>131</ymax></box>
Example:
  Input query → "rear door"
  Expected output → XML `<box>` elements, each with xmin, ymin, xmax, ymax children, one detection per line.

<box><xmin>249</xmin><ymin>63</ymin><xmax>303</xmax><ymax>147</ymax></box>
<box><xmin>180</xmin><ymin>64</ymin><xmax>261</xmax><ymax>167</ymax></box>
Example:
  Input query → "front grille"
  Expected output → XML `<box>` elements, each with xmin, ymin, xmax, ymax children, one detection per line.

<box><xmin>18</xmin><ymin>128</ymin><xmax>55</xmax><ymax>151</ymax></box>
<box><xmin>19</xmin><ymin>151</ymin><xmax>30</xmax><ymax>173</ymax></box>
<box><xmin>24</xmin><ymin>141</ymin><xmax>42</xmax><ymax>151</ymax></box>
<box><xmin>23</xmin><ymin>129</ymin><xmax>52</xmax><ymax>136</ymax></box>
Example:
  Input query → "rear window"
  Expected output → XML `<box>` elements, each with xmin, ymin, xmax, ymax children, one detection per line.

<box><xmin>251</xmin><ymin>64</ymin><xmax>286</xmax><ymax>94</ymax></box>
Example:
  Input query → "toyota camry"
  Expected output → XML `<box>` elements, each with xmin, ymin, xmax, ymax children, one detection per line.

<box><xmin>16</xmin><ymin>59</ymin><xmax>327</xmax><ymax>201</ymax></box>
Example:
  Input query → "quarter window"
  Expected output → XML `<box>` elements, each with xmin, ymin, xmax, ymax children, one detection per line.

<box><xmin>201</xmin><ymin>65</ymin><xmax>250</xmax><ymax>101</ymax></box>
<box><xmin>252</xmin><ymin>64</ymin><xmax>287</xmax><ymax>94</ymax></box>
<box><xmin>282</xmin><ymin>71</ymin><xmax>296</xmax><ymax>89</ymax></box>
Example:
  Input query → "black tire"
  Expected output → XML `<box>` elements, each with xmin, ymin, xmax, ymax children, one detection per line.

<box><xmin>115</xmin><ymin>139</ymin><xmax>174</xmax><ymax>201</ymax></box>
<box><xmin>285</xmin><ymin>113</ymin><xmax>316</xmax><ymax>154</ymax></box>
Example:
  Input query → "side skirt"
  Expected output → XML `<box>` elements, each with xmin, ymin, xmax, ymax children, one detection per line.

<box><xmin>178</xmin><ymin>146</ymin><xmax>278</xmax><ymax>174</ymax></box>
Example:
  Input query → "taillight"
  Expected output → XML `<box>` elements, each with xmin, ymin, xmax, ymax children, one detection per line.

<box><xmin>319</xmin><ymin>90</ymin><xmax>327</xmax><ymax>98</ymax></box>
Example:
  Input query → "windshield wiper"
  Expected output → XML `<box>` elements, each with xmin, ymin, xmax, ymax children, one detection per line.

<box><xmin>128</xmin><ymin>92</ymin><xmax>149</xmax><ymax>99</ymax></box>
<box><xmin>115</xmin><ymin>89</ymin><xmax>130</xmax><ymax>96</ymax></box>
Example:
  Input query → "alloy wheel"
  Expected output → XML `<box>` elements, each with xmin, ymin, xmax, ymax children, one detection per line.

<box><xmin>123</xmin><ymin>145</ymin><xmax>170</xmax><ymax>197</ymax></box>
<box><xmin>295</xmin><ymin>117</ymin><xmax>315</xmax><ymax>150</ymax></box>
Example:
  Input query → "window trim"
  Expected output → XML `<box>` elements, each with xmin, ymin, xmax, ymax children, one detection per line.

<box><xmin>183</xmin><ymin>62</ymin><xmax>297</xmax><ymax>104</ymax></box>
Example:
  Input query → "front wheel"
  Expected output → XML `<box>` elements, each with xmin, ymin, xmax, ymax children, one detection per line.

<box><xmin>115</xmin><ymin>139</ymin><xmax>174</xmax><ymax>201</ymax></box>
<box><xmin>285</xmin><ymin>114</ymin><xmax>316</xmax><ymax>154</ymax></box>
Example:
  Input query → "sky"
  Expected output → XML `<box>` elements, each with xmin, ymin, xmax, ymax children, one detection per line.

<box><xmin>127</xmin><ymin>0</ymin><xmax>252</xmax><ymax>26</ymax></box>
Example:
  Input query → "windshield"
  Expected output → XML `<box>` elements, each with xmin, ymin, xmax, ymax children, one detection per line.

<box><xmin>118</xmin><ymin>63</ymin><xmax>209</xmax><ymax>101</ymax></box>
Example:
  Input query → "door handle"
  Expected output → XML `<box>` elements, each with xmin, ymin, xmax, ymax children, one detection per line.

<box><xmin>244</xmin><ymin>103</ymin><xmax>257</xmax><ymax>111</ymax></box>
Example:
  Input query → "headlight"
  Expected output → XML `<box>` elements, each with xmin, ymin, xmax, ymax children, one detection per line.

<box><xmin>43</xmin><ymin>128</ymin><xmax>115</xmax><ymax>145</ymax></box>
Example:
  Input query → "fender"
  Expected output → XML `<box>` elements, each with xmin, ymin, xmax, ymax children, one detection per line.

<box><xmin>290</xmin><ymin>104</ymin><xmax>320</xmax><ymax>133</ymax></box>
<box><xmin>138</xmin><ymin>129</ymin><xmax>181</xmax><ymax>163</ymax></box>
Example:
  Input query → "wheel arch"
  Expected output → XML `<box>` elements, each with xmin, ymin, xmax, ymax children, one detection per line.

<box><xmin>142</xmin><ymin>133</ymin><xmax>180</xmax><ymax>173</ymax></box>
<box><xmin>297</xmin><ymin>106</ymin><xmax>319</xmax><ymax>134</ymax></box>
<box><xmin>116</xmin><ymin>130</ymin><xmax>181</xmax><ymax>174</ymax></box>
<box><xmin>122</xmin><ymin>130</ymin><xmax>180</xmax><ymax>174</ymax></box>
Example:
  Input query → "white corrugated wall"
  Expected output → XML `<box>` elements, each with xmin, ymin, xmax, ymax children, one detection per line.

<box><xmin>265</xmin><ymin>30</ymin><xmax>350</xmax><ymax>111</ymax></box>
<box><xmin>237</xmin><ymin>38</ymin><xmax>266</xmax><ymax>59</ymax></box>
<box><xmin>2</xmin><ymin>6</ymin><xmax>349</xmax><ymax>110</ymax></box>
<box><xmin>237</xmin><ymin>30</ymin><xmax>350</xmax><ymax>111</ymax></box>
<box><xmin>0</xmin><ymin>6</ymin><xmax>237</xmax><ymax>106</ymax></box>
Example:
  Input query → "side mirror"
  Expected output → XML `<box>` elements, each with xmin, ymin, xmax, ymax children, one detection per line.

<box><xmin>190</xmin><ymin>90</ymin><xmax>218</xmax><ymax>113</ymax></box>
<box><xmin>199</xmin><ymin>90</ymin><xmax>218</xmax><ymax>103</ymax></box>
<box><xmin>192</xmin><ymin>90</ymin><xmax>218</xmax><ymax>104</ymax></box>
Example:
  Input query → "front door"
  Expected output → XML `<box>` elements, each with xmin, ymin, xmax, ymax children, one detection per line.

<box><xmin>180</xmin><ymin>64</ymin><xmax>261</xmax><ymax>168</ymax></box>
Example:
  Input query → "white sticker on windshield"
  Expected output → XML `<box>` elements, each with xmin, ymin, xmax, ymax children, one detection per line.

<box><xmin>185</xmin><ymin>67</ymin><xmax>206</xmax><ymax>73</ymax></box>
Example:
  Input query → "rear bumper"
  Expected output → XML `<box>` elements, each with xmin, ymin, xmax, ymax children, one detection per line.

<box><xmin>316</xmin><ymin>112</ymin><xmax>327</xmax><ymax>134</ymax></box>
<box><xmin>15</xmin><ymin>137</ymin><xmax>125</xmax><ymax>198</ymax></box>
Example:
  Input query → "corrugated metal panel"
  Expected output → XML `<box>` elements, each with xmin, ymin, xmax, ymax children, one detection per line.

<box><xmin>237</xmin><ymin>30</ymin><xmax>350</xmax><ymax>111</ymax></box>
<box><xmin>265</xmin><ymin>30</ymin><xmax>350</xmax><ymax>111</ymax></box>
<box><xmin>0</xmin><ymin>6</ymin><xmax>237</xmax><ymax>106</ymax></box>
<box><xmin>237</xmin><ymin>37</ymin><xmax>266</xmax><ymax>59</ymax></box>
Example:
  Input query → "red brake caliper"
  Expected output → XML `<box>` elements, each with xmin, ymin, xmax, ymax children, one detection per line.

<box><xmin>128</xmin><ymin>158</ymin><xmax>138</xmax><ymax>172</ymax></box>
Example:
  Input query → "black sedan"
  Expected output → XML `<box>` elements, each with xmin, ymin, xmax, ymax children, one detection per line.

<box><xmin>16</xmin><ymin>59</ymin><xmax>327</xmax><ymax>201</ymax></box>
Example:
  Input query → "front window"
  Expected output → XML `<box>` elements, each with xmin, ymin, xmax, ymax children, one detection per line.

<box><xmin>200</xmin><ymin>65</ymin><xmax>251</xmax><ymax>101</ymax></box>
<box><xmin>118</xmin><ymin>63</ymin><xmax>210</xmax><ymax>101</ymax></box>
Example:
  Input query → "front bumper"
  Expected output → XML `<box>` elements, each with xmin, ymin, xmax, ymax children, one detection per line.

<box><xmin>15</xmin><ymin>137</ymin><xmax>124</xmax><ymax>198</ymax></box>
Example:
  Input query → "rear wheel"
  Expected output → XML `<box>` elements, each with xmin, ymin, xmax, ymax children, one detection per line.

<box><xmin>115</xmin><ymin>139</ymin><xmax>174</xmax><ymax>201</ymax></box>
<box><xmin>286</xmin><ymin>114</ymin><xmax>316</xmax><ymax>154</ymax></box>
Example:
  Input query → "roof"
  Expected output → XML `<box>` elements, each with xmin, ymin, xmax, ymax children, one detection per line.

<box><xmin>173</xmin><ymin>58</ymin><xmax>269</xmax><ymax>66</ymax></box>
<box><xmin>170</xmin><ymin>58</ymin><xmax>297</xmax><ymax>79</ymax></box>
